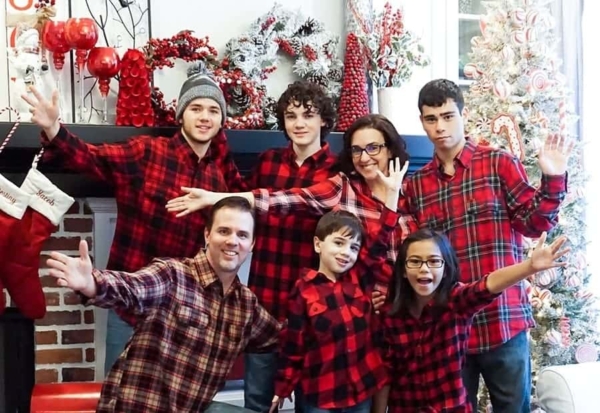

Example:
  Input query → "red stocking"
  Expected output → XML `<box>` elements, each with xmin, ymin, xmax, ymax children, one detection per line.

<box><xmin>0</xmin><ymin>174</ymin><xmax>31</xmax><ymax>315</ymax></box>
<box><xmin>3</xmin><ymin>169</ymin><xmax>74</xmax><ymax>319</ymax></box>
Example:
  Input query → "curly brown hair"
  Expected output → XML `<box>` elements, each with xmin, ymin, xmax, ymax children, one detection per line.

<box><xmin>275</xmin><ymin>80</ymin><xmax>337</xmax><ymax>142</ymax></box>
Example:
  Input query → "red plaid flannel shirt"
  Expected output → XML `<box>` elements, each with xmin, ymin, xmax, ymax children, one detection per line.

<box><xmin>275</xmin><ymin>208</ymin><xmax>399</xmax><ymax>408</ymax></box>
<box><xmin>405</xmin><ymin>139</ymin><xmax>567</xmax><ymax>353</ymax></box>
<box><xmin>252</xmin><ymin>172</ymin><xmax>417</xmax><ymax>294</ymax></box>
<box><xmin>245</xmin><ymin>143</ymin><xmax>336</xmax><ymax>321</ymax></box>
<box><xmin>88</xmin><ymin>251</ymin><xmax>281</xmax><ymax>412</ymax></box>
<box><xmin>41</xmin><ymin>126</ymin><xmax>245</xmax><ymax>325</ymax></box>
<box><xmin>382</xmin><ymin>277</ymin><xmax>500</xmax><ymax>413</ymax></box>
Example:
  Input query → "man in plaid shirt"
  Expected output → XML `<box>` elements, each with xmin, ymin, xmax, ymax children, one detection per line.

<box><xmin>24</xmin><ymin>71</ymin><xmax>245</xmax><ymax>373</ymax></box>
<box><xmin>405</xmin><ymin>79</ymin><xmax>571</xmax><ymax>412</ymax></box>
<box><xmin>240</xmin><ymin>81</ymin><xmax>337</xmax><ymax>413</ymax></box>
<box><xmin>45</xmin><ymin>196</ymin><xmax>281</xmax><ymax>412</ymax></box>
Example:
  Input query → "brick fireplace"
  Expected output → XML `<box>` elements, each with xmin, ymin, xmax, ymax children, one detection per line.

<box><xmin>2</xmin><ymin>199</ymin><xmax>98</xmax><ymax>385</ymax></box>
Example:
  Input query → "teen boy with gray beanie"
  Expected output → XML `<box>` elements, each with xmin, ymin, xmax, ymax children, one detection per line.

<box><xmin>22</xmin><ymin>67</ymin><xmax>246</xmax><ymax>374</ymax></box>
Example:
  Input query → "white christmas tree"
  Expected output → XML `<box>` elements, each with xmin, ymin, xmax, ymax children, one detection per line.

<box><xmin>463</xmin><ymin>0</ymin><xmax>600</xmax><ymax>411</ymax></box>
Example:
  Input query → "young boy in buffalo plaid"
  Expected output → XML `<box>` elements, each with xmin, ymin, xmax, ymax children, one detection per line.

<box><xmin>270</xmin><ymin>158</ymin><xmax>405</xmax><ymax>413</ymax></box>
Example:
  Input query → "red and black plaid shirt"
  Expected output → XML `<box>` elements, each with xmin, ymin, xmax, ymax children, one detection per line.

<box><xmin>41</xmin><ymin>126</ymin><xmax>245</xmax><ymax>325</ymax></box>
<box><xmin>274</xmin><ymin>208</ymin><xmax>398</xmax><ymax>409</ymax></box>
<box><xmin>405</xmin><ymin>139</ymin><xmax>567</xmax><ymax>353</ymax></box>
<box><xmin>252</xmin><ymin>172</ymin><xmax>417</xmax><ymax>294</ymax></box>
<box><xmin>382</xmin><ymin>277</ymin><xmax>500</xmax><ymax>413</ymax></box>
<box><xmin>245</xmin><ymin>143</ymin><xmax>336</xmax><ymax>321</ymax></box>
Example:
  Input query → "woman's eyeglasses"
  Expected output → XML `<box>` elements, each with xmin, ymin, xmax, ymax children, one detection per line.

<box><xmin>350</xmin><ymin>143</ymin><xmax>386</xmax><ymax>158</ymax></box>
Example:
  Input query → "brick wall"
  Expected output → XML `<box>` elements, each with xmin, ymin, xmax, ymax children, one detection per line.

<box><xmin>9</xmin><ymin>199</ymin><xmax>98</xmax><ymax>384</ymax></box>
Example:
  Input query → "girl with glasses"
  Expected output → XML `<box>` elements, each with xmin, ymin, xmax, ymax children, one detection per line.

<box><xmin>373</xmin><ymin>228</ymin><xmax>569</xmax><ymax>413</ymax></box>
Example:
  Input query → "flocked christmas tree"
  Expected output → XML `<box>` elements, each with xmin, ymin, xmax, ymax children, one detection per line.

<box><xmin>462</xmin><ymin>0</ymin><xmax>600</xmax><ymax>411</ymax></box>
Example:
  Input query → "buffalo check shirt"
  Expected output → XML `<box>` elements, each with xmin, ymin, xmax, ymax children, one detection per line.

<box><xmin>41</xmin><ymin>126</ymin><xmax>245</xmax><ymax>325</ymax></box>
<box><xmin>252</xmin><ymin>172</ymin><xmax>417</xmax><ymax>293</ymax></box>
<box><xmin>405</xmin><ymin>139</ymin><xmax>567</xmax><ymax>353</ymax></box>
<box><xmin>245</xmin><ymin>143</ymin><xmax>336</xmax><ymax>322</ymax></box>
<box><xmin>275</xmin><ymin>208</ymin><xmax>399</xmax><ymax>409</ymax></box>
<box><xmin>87</xmin><ymin>251</ymin><xmax>281</xmax><ymax>412</ymax></box>
<box><xmin>382</xmin><ymin>277</ymin><xmax>500</xmax><ymax>413</ymax></box>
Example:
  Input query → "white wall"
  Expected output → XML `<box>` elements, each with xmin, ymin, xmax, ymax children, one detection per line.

<box><xmin>0</xmin><ymin>0</ymin><xmax>442</xmax><ymax>135</ymax></box>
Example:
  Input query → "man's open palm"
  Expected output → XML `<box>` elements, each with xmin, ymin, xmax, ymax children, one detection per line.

<box><xmin>46</xmin><ymin>240</ymin><xmax>94</xmax><ymax>293</ymax></box>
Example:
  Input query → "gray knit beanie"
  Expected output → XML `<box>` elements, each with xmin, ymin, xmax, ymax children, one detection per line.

<box><xmin>176</xmin><ymin>65</ymin><xmax>226</xmax><ymax>125</ymax></box>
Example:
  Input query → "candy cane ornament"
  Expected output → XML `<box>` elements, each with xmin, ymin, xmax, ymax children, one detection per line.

<box><xmin>0</xmin><ymin>107</ymin><xmax>21</xmax><ymax>155</ymax></box>
<box><xmin>491</xmin><ymin>113</ymin><xmax>525</xmax><ymax>160</ymax></box>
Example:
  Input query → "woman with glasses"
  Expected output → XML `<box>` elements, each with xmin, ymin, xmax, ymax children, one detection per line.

<box><xmin>167</xmin><ymin>114</ymin><xmax>418</xmax><ymax>293</ymax></box>
<box><xmin>372</xmin><ymin>228</ymin><xmax>569</xmax><ymax>413</ymax></box>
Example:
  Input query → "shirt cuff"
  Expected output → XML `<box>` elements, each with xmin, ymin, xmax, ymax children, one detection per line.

<box><xmin>541</xmin><ymin>173</ymin><xmax>568</xmax><ymax>194</ymax></box>
<box><xmin>83</xmin><ymin>269</ymin><xmax>109</xmax><ymax>305</ymax></box>
<box><xmin>40</xmin><ymin>124</ymin><xmax>68</xmax><ymax>146</ymax></box>
<box><xmin>477</xmin><ymin>275</ymin><xmax>502</xmax><ymax>300</ymax></box>
<box><xmin>252</xmin><ymin>188</ymin><xmax>270</xmax><ymax>214</ymax></box>
<box><xmin>274</xmin><ymin>380</ymin><xmax>295</xmax><ymax>400</ymax></box>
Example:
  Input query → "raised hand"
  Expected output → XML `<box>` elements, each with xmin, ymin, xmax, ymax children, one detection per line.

<box><xmin>530</xmin><ymin>232</ymin><xmax>570</xmax><ymax>272</ymax></box>
<box><xmin>21</xmin><ymin>86</ymin><xmax>60</xmax><ymax>133</ymax></box>
<box><xmin>166</xmin><ymin>187</ymin><xmax>215</xmax><ymax>217</ymax></box>
<box><xmin>376</xmin><ymin>158</ymin><xmax>409</xmax><ymax>193</ymax></box>
<box><xmin>46</xmin><ymin>240</ymin><xmax>96</xmax><ymax>297</ymax></box>
<box><xmin>538</xmin><ymin>133</ymin><xmax>574</xmax><ymax>176</ymax></box>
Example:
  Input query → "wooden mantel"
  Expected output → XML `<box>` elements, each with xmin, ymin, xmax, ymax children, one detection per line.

<box><xmin>0</xmin><ymin>122</ymin><xmax>433</xmax><ymax>197</ymax></box>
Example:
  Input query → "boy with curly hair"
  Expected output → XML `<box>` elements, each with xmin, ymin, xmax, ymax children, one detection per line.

<box><xmin>243</xmin><ymin>80</ymin><xmax>338</xmax><ymax>412</ymax></box>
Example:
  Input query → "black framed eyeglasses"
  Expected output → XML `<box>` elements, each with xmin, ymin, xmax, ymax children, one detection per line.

<box><xmin>350</xmin><ymin>143</ymin><xmax>386</xmax><ymax>158</ymax></box>
<box><xmin>405</xmin><ymin>258</ymin><xmax>445</xmax><ymax>269</ymax></box>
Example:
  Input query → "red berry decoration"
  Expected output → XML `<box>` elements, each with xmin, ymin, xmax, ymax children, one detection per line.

<box><xmin>336</xmin><ymin>32</ymin><xmax>370</xmax><ymax>131</ymax></box>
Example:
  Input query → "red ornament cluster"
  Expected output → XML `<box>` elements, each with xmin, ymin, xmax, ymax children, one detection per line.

<box><xmin>336</xmin><ymin>33</ymin><xmax>369</xmax><ymax>131</ymax></box>
<box><xmin>115</xmin><ymin>49</ymin><xmax>154</xmax><ymax>128</ymax></box>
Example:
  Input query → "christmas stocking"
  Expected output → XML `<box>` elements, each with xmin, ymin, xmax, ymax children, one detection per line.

<box><xmin>3</xmin><ymin>168</ymin><xmax>74</xmax><ymax>319</ymax></box>
<box><xmin>0</xmin><ymin>174</ymin><xmax>31</xmax><ymax>315</ymax></box>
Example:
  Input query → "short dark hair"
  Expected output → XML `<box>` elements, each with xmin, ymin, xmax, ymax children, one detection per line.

<box><xmin>314</xmin><ymin>210</ymin><xmax>364</xmax><ymax>244</ymax></box>
<box><xmin>276</xmin><ymin>80</ymin><xmax>336</xmax><ymax>142</ymax></box>
<box><xmin>388</xmin><ymin>228</ymin><xmax>460</xmax><ymax>316</ymax></box>
<box><xmin>206</xmin><ymin>196</ymin><xmax>256</xmax><ymax>238</ymax></box>
<box><xmin>417</xmin><ymin>79</ymin><xmax>464</xmax><ymax>114</ymax></box>
<box><xmin>334</xmin><ymin>114</ymin><xmax>409</xmax><ymax>176</ymax></box>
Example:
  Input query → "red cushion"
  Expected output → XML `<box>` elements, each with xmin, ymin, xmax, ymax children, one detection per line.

<box><xmin>30</xmin><ymin>382</ymin><xmax>102</xmax><ymax>412</ymax></box>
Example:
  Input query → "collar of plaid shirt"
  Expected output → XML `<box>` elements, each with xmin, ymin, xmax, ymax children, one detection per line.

<box><xmin>431</xmin><ymin>138</ymin><xmax>476</xmax><ymax>175</ymax></box>
<box><xmin>169</xmin><ymin>128</ymin><xmax>229</xmax><ymax>166</ymax></box>
<box><xmin>193</xmin><ymin>249</ymin><xmax>243</xmax><ymax>297</ymax></box>
<box><xmin>282</xmin><ymin>142</ymin><xmax>334</xmax><ymax>166</ymax></box>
